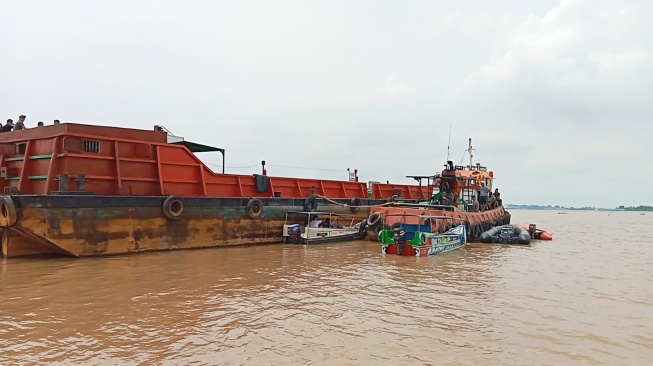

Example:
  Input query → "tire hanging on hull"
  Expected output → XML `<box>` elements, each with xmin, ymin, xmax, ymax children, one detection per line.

<box><xmin>0</xmin><ymin>195</ymin><xmax>17</xmax><ymax>227</ymax></box>
<box><xmin>303</xmin><ymin>196</ymin><xmax>318</xmax><ymax>212</ymax></box>
<box><xmin>162</xmin><ymin>196</ymin><xmax>185</xmax><ymax>220</ymax></box>
<box><xmin>246</xmin><ymin>198</ymin><xmax>263</xmax><ymax>219</ymax></box>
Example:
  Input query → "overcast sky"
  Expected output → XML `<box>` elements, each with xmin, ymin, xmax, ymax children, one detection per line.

<box><xmin>2</xmin><ymin>0</ymin><xmax>651</xmax><ymax>208</ymax></box>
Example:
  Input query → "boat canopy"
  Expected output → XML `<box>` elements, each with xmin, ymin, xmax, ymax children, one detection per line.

<box><xmin>172</xmin><ymin>140</ymin><xmax>225</xmax><ymax>173</ymax></box>
<box><xmin>174</xmin><ymin>140</ymin><xmax>225</xmax><ymax>154</ymax></box>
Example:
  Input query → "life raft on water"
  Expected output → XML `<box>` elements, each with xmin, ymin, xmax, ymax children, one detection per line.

<box><xmin>479</xmin><ymin>224</ymin><xmax>531</xmax><ymax>245</ymax></box>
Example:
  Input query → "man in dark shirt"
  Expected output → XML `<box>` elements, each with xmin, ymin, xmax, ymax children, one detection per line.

<box><xmin>1</xmin><ymin>119</ymin><xmax>13</xmax><ymax>132</ymax></box>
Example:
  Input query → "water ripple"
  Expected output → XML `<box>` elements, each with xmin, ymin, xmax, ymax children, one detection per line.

<box><xmin>1</xmin><ymin>211</ymin><xmax>653</xmax><ymax>365</ymax></box>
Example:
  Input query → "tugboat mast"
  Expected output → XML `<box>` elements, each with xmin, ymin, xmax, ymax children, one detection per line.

<box><xmin>467</xmin><ymin>138</ymin><xmax>474</xmax><ymax>169</ymax></box>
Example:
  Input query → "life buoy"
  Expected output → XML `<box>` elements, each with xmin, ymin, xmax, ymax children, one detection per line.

<box><xmin>0</xmin><ymin>195</ymin><xmax>17</xmax><ymax>227</ymax></box>
<box><xmin>246</xmin><ymin>198</ymin><xmax>263</xmax><ymax>219</ymax></box>
<box><xmin>350</xmin><ymin>197</ymin><xmax>362</xmax><ymax>213</ymax></box>
<box><xmin>162</xmin><ymin>195</ymin><xmax>185</xmax><ymax>220</ymax></box>
<box><xmin>303</xmin><ymin>195</ymin><xmax>318</xmax><ymax>212</ymax></box>
<box><xmin>367</xmin><ymin>212</ymin><xmax>382</xmax><ymax>230</ymax></box>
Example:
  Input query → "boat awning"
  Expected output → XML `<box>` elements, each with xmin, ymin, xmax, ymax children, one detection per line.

<box><xmin>175</xmin><ymin>140</ymin><xmax>225</xmax><ymax>154</ymax></box>
<box><xmin>172</xmin><ymin>140</ymin><xmax>225</xmax><ymax>173</ymax></box>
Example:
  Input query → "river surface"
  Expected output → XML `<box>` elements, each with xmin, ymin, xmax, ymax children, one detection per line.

<box><xmin>1</xmin><ymin>210</ymin><xmax>652</xmax><ymax>365</ymax></box>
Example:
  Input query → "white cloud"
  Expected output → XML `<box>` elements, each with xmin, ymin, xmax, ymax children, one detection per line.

<box><xmin>1</xmin><ymin>0</ymin><xmax>651</xmax><ymax>208</ymax></box>
<box><xmin>590</xmin><ymin>48</ymin><xmax>653</xmax><ymax>75</ymax></box>
<box><xmin>352</xmin><ymin>76</ymin><xmax>414</xmax><ymax>101</ymax></box>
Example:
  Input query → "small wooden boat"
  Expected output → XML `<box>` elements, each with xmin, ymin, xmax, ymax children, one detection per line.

<box><xmin>479</xmin><ymin>225</ymin><xmax>531</xmax><ymax>245</ymax></box>
<box><xmin>282</xmin><ymin>211</ymin><xmax>367</xmax><ymax>244</ymax></box>
<box><xmin>378</xmin><ymin>214</ymin><xmax>466</xmax><ymax>256</ymax></box>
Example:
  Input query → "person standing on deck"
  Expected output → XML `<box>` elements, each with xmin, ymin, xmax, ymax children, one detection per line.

<box><xmin>479</xmin><ymin>182</ymin><xmax>490</xmax><ymax>207</ymax></box>
<box><xmin>14</xmin><ymin>115</ymin><xmax>26</xmax><ymax>130</ymax></box>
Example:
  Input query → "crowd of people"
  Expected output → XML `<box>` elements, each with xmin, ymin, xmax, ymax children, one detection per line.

<box><xmin>0</xmin><ymin>115</ymin><xmax>60</xmax><ymax>132</ymax></box>
<box><xmin>309</xmin><ymin>215</ymin><xmax>332</xmax><ymax>228</ymax></box>
<box><xmin>468</xmin><ymin>184</ymin><xmax>501</xmax><ymax>212</ymax></box>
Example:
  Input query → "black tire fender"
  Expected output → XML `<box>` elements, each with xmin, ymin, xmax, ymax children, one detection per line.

<box><xmin>350</xmin><ymin>197</ymin><xmax>362</xmax><ymax>213</ymax></box>
<box><xmin>358</xmin><ymin>220</ymin><xmax>368</xmax><ymax>240</ymax></box>
<box><xmin>246</xmin><ymin>198</ymin><xmax>263</xmax><ymax>219</ymax></box>
<box><xmin>367</xmin><ymin>212</ymin><xmax>382</xmax><ymax>230</ymax></box>
<box><xmin>303</xmin><ymin>195</ymin><xmax>318</xmax><ymax>212</ymax></box>
<box><xmin>162</xmin><ymin>196</ymin><xmax>185</xmax><ymax>220</ymax></box>
<box><xmin>0</xmin><ymin>195</ymin><xmax>17</xmax><ymax>227</ymax></box>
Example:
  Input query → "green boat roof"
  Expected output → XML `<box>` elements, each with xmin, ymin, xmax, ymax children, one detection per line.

<box><xmin>175</xmin><ymin>140</ymin><xmax>225</xmax><ymax>153</ymax></box>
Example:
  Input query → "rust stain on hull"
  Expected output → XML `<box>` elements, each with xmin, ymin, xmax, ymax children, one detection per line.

<box><xmin>2</xmin><ymin>200</ymin><xmax>373</xmax><ymax>258</ymax></box>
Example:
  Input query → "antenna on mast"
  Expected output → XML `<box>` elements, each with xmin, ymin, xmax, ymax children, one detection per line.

<box><xmin>446</xmin><ymin>123</ymin><xmax>452</xmax><ymax>161</ymax></box>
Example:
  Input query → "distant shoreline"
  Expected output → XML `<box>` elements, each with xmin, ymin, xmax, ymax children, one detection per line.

<box><xmin>506</xmin><ymin>205</ymin><xmax>652</xmax><ymax>212</ymax></box>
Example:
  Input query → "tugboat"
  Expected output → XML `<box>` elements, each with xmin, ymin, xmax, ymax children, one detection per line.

<box><xmin>365</xmin><ymin>138</ymin><xmax>510</xmax><ymax>242</ymax></box>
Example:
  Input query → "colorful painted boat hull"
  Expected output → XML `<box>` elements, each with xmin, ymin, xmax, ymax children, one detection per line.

<box><xmin>381</xmin><ymin>225</ymin><xmax>466</xmax><ymax>257</ymax></box>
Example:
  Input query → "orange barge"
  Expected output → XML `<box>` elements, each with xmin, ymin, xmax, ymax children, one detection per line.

<box><xmin>0</xmin><ymin>123</ymin><xmax>434</xmax><ymax>258</ymax></box>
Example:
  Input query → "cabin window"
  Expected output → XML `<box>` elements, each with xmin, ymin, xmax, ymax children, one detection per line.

<box><xmin>83</xmin><ymin>140</ymin><xmax>100</xmax><ymax>153</ymax></box>
<box><xmin>17</xmin><ymin>143</ymin><xmax>26</xmax><ymax>155</ymax></box>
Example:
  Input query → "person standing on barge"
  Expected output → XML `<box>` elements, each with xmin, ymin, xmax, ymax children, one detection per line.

<box><xmin>14</xmin><ymin>115</ymin><xmax>27</xmax><ymax>130</ymax></box>
<box><xmin>2</xmin><ymin>119</ymin><xmax>14</xmax><ymax>132</ymax></box>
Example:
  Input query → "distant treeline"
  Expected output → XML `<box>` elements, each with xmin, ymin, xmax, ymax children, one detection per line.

<box><xmin>505</xmin><ymin>205</ymin><xmax>595</xmax><ymax>210</ymax></box>
<box><xmin>617</xmin><ymin>205</ymin><xmax>653</xmax><ymax>211</ymax></box>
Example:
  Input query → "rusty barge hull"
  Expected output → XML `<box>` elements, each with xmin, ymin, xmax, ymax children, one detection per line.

<box><xmin>1</xmin><ymin>195</ymin><xmax>379</xmax><ymax>258</ymax></box>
